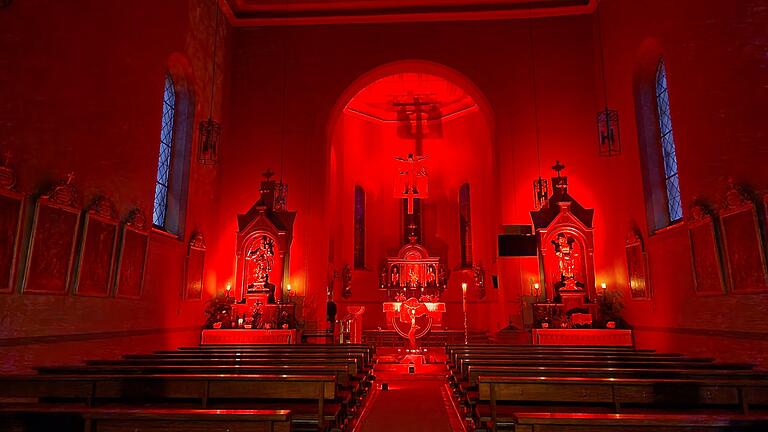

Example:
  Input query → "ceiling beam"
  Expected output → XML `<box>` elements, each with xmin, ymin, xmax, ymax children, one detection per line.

<box><xmin>222</xmin><ymin>0</ymin><xmax>596</xmax><ymax>27</ymax></box>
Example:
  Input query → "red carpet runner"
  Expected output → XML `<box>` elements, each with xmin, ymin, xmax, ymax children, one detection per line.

<box><xmin>355</xmin><ymin>362</ymin><xmax>464</xmax><ymax>432</ymax></box>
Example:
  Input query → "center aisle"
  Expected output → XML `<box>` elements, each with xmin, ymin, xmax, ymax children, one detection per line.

<box><xmin>355</xmin><ymin>359</ymin><xmax>464</xmax><ymax>432</ymax></box>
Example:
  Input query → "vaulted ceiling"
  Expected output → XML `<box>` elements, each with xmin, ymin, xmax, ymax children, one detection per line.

<box><xmin>223</xmin><ymin>0</ymin><xmax>597</xmax><ymax>26</ymax></box>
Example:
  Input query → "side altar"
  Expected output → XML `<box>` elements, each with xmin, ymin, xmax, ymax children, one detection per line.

<box><xmin>200</xmin><ymin>170</ymin><xmax>299</xmax><ymax>345</ymax></box>
<box><xmin>528</xmin><ymin>162</ymin><xmax>622</xmax><ymax>342</ymax></box>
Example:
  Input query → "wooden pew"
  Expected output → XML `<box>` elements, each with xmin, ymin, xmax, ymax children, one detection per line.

<box><xmin>458</xmin><ymin>365</ymin><xmax>767</xmax><ymax>412</ymax></box>
<box><xmin>454</xmin><ymin>359</ymin><xmax>754</xmax><ymax>384</ymax></box>
<box><xmin>445</xmin><ymin>347</ymin><xmax>674</xmax><ymax>367</ymax></box>
<box><xmin>476</xmin><ymin>375</ymin><xmax>768</xmax><ymax>431</ymax></box>
<box><xmin>0</xmin><ymin>374</ymin><xmax>337</xmax><ymax>431</ymax></box>
<box><xmin>510</xmin><ymin>412</ymin><xmax>768</xmax><ymax>432</ymax></box>
<box><xmin>0</xmin><ymin>405</ymin><xmax>293</xmax><ymax>432</ymax></box>
<box><xmin>38</xmin><ymin>363</ymin><xmax>366</xmax><ymax>419</ymax></box>
<box><xmin>82</xmin><ymin>357</ymin><xmax>364</xmax><ymax>377</ymax></box>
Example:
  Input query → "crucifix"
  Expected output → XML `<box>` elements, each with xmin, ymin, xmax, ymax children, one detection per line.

<box><xmin>394</xmin><ymin>153</ymin><xmax>428</xmax><ymax>215</ymax></box>
<box><xmin>551</xmin><ymin>160</ymin><xmax>569</xmax><ymax>195</ymax></box>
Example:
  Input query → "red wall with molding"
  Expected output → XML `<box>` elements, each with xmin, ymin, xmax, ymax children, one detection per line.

<box><xmin>212</xmin><ymin>15</ymin><xmax>602</xmax><ymax>334</ymax></box>
<box><xmin>2</xmin><ymin>0</ymin><xmax>766</xmax><ymax>368</ymax></box>
<box><xmin>594</xmin><ymin>0</ymin><xmax>768</xmax><ymax>365</ymax></box>
<box><xmin>0</xmin><ymin>0</ymin><xmax>230</xmax><ymax>371</ymax></box>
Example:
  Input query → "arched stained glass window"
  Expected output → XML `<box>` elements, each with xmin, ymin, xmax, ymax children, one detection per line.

<box><xmin>655</xmin><ymin>60</ymin><xmax>683</xmax><ymax>222</ymax></box>
<box><xmin>153</xmin><ymin>73</ymin><xmax>176</xmax><ymax>228</ymax></box>
<box><xmin>354</xmin><ymin>185</ymin><xmax>365</xmax><ymax>269</ymax></box>
<box><xmin>459</xmin><ymin>183</ymin><xmax>473</xmax><ymax>268</ymax></box>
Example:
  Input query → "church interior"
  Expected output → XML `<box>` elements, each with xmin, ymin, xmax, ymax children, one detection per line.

<box><xmin>2</xmin><ymin>0</ymin><xmax>768</xmax><ymax>430</ymax></box>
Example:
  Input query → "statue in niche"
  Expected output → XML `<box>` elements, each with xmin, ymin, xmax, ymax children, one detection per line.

<box><xmin>263</xmin><ymin>274</ymin><xmax>276</xmax><ymax>304</ymax></box>
<box><xmin>426</xmin><ymin>264</ymin><xmax>436</xmax><ymax>286</ymax></box>
<box><xmin>246</xmin><ymin>234</ymin><xmax>275</xmax><ymax>293</ymax></box>
<box><xmin>552</xmin><ymin>232</ymin><xmax>579</xmax><ymax>291</ymax></box>
<box><xmin>390</xmin><ymin>266</ymin><xmax>400</xmax><ymax>287</ymax></box>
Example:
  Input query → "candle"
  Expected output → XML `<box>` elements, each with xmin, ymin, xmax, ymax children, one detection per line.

<box><xmin>601</xmin><ymin>281</ymin><xmax>607</xmax><ymax>290</ymax></box>
<box><xmin>461</xmin><ymin>282</ymin><xmax>468</xmax><ymax>294</ymax></box>
<box><xmin>287</xmin><ymin>284</ymin><xmax>292</xmax><ymax>295</ymax></box>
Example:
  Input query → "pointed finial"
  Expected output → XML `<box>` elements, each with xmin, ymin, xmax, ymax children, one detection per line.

<box><xmin>262</xmin><ymin>168</ymin><xmax>275</xmax><ymax>180</ymax></box>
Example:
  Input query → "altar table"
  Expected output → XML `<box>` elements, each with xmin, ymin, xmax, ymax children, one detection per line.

<box><xmin>533</xmin><ymin>329</ymin><xmax>634</xmax><ymax>347</ymax></box>
<box><xmin>201</xmin><ymin>329</ymin><xmax>298</xmax><ymax>345</ymax></box>
<box><xmin>383</xmin><ymin>301</ymin><xmax>446</xmax><ymax>329</ymax></box>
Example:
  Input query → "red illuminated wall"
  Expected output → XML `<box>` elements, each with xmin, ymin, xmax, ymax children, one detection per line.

<box><xmin>3</xmin><ymin>0</ymin><xmax>765</xmax><ymax>368</ymax></box>
<box><xmin>213</xmin><ymin>16</ymin><xmax>602</xmax><ymax>334</ymax></box>
<box><xmin>594</xmin><ymin>0</ymin><xmax>768</xmax><ymax>366</ymax></box>
<box><xmin>0</xmin><ymin>0</ymin><xmax>230</xmax><ymax>371</ymax></box>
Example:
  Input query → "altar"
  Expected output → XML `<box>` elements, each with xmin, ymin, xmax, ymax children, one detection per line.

<box><xmin>533</xmin><ymin>329</ymin><xmax>634</xmax><ymax>347</ymax></box>
<box><xmin>201</xmin><ymin>329</ymin><xmax>298</xmax><ymax>345</ymax></box>
<box><xmin>383</xmin><ymin>301</ymin><xmax>446</xmax><ymax>329</ymax></box>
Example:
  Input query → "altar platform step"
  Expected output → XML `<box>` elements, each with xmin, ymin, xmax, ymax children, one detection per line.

<box><xmin>489</xmin><ymin>327</ymin><xmax>533</xmax><ymax>345</ymax></box>
<box><xmin>362</xmin><ymin>329</ymin><xmax>490</xmax><ymax>347</ymax></box>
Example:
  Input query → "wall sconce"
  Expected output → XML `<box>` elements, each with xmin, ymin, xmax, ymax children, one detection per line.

<box><xmin>600</xmin><ymin>281</ymin><xmax>607</xmax><ymax>295</ymax></box>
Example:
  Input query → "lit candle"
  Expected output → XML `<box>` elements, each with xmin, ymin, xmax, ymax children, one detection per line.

<box><xmin>287</xmin><ymin>284</ymin><xmax>292</xmax><ymax>296</ymax></box>
<box><xmin>461</xmin><ymin>282</ymin><xmax>468</xmax><ymax>294</ymax></box>
<box><xmin>601</xmin><ymin>281</ymin><xmax>607</xmax><ymax>290</ymax></box>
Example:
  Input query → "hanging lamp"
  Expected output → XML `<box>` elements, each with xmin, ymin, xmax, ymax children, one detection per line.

<box><xmin>596</xmin><ymin>4</ymin><xmax>621</xmax><ymax>157</ymax></box>
<box><xmin>198</xmin><ymin>0</ymin><xmax>222</xmax><ymax>165</ymax></box>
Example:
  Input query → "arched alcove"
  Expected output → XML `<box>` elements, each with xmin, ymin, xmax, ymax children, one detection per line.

<box><xmin>326</xmin><ymin>61</ymin><xmax>499</xmax><ymax>330</ymax></box>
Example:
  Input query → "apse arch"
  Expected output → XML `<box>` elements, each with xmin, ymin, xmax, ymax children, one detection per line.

<box><xmin>326</xmin><ymin>60</ymin><xmax>496</xmax><ymax>143</ymax></box>
<box><xmin>325</xmin><ymin>59</ymin><xmax>501</xmax><ymax>331</ymax></box>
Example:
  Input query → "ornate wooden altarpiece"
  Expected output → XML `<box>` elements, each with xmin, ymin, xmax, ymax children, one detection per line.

<box><xmin>380</xmin><ymin>232</ymin><xmax>448</xmax><ymax>335</ymax></box>
<box><xmin>530</xmin><ymin>162</ymin><xmax>598</xmax><ymax>327</ymax></box>
<box><xmin>114</xmin><ymin>209</ymin><xmax>150</xmax><ymax>298</ymax></box>
<box><xmin>73</xmin><ymin>196</ymin><xmax>120</xmax><ymax>297</ymax></box>
<box><xmin>0</xmin><ymin>154</ymin><xmax>23</xmax><ymax>293</ymax></box>
<box><xmin>235</xmin><ymin>170</ymin><xmax>296</xmax><ymax>303</ymax></box>
<box><xmin>23</xmin><ymin>173</ymin><xmax>81</xmax><ymax>294</ymax></box>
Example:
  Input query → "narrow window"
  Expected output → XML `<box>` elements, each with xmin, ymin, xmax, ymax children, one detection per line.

<box><xmin>459</xmin><ymin>183</ymin><xmax>473</xmax><ymax>267</ymax></box>
<box><xmin>655</xmin><ymin>59</ymin><xmax>683</xmax><ymax>222</ymax></box>
<box><xmin>354</xmin><ymin>185</ymin><xmax>365</xmax><ymax>269</ymax></box>
<box><xmin>153</xmin><ymin>73</ymin><xmax>175</xmax><ymax>228</ymax></box>
<box><xmin>152</xmin><ymin>64</ymin><xmax>193</xmax><ymax>236</ymax></box>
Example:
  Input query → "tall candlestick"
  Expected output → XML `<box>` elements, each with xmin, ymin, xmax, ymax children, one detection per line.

<box><xmin>461</xmin><ymin>282</ymin><xmax>468</xmax><ymax>345</ymax></box>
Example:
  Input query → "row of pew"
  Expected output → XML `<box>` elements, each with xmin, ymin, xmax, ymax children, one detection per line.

<box><xmin>446</xmin><ymin>344</ymin><xmax>768</xmax><ymax>431</ymax></box>
<box><xmin>0</xmin><ymin>343</ymin><xmax>376</xmax><ymax>431</ymax></box>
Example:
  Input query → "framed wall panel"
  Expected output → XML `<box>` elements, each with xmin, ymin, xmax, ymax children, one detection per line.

<box><xmin>626</xmin><ymin>228</ymin><xmax>651</xmax><ymax>299</ymax></box>
<box><xmin>687</xmin><ymin>203</ymin><xmax>726</xmax><ymax>296</ymax></box>
<box><xmin>114</xmin><ymin>209</ymin><xmax>149</xmax><ymax>299</ymax></box>
<box><xmin>22</xmin><ymin>175</ymin><xmax>81</xmax><ymax>294</ymax></box>
<box><xmin>73</xmin><ymin>197</ymin><xmax>119</xmax><ymax>297</ymax></box>
<box><xmin>0</xmin><ymin>159</ymin><xmax>23</xmax><ymax>293</ymax></box>
<box><xmin>719</xmin><ymin>184</ymin><xmax>768</xmax><ymax>294</ymax></box>
<box><xmin>184</xmin><ymin>231</ymin><xmax>205</xmax><ymax>300</ymax></box>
